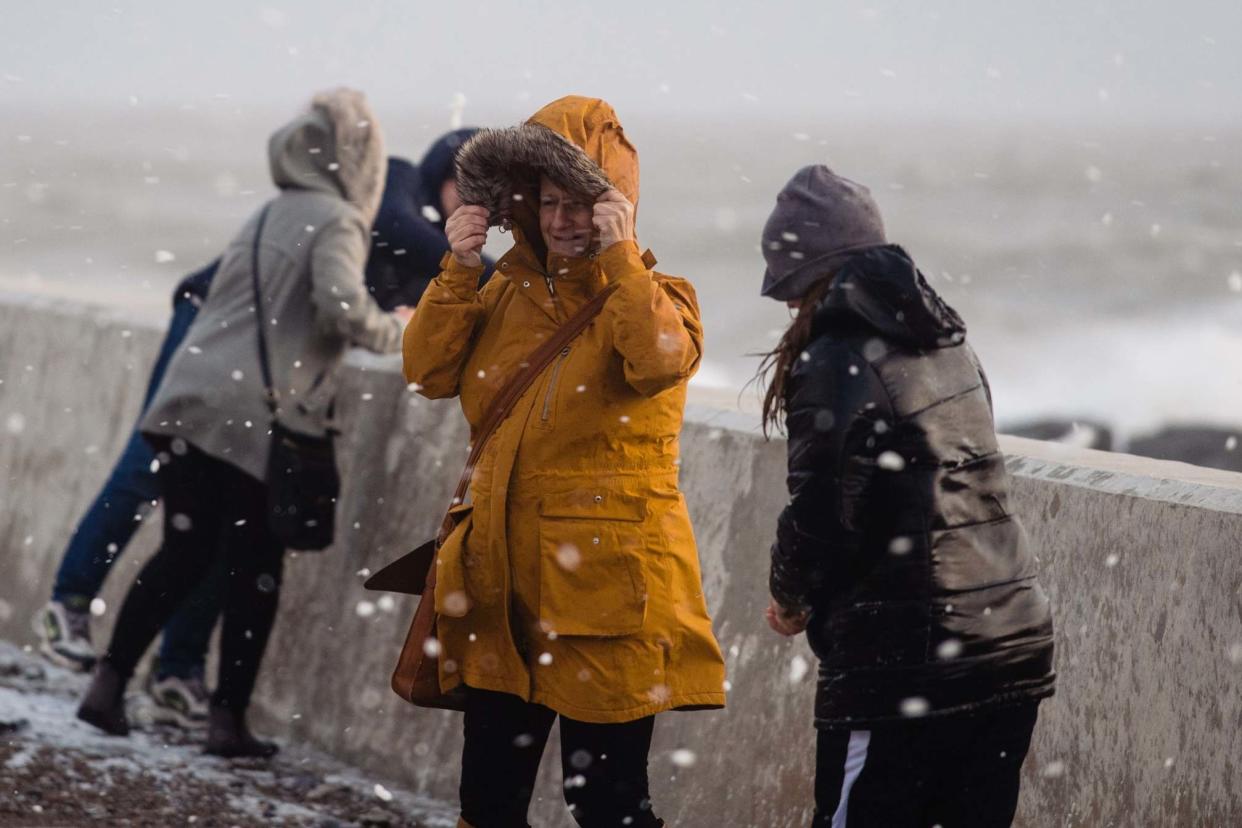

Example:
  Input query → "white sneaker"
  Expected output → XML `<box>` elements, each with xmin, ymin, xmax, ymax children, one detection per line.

<box><xmin>33</xmin><ymin>600</ymin><xmax>97</xmax><ymax>672</ymax></box>
<box><xmin>145</xmin><ymin>673</ymin><xmax>210</xmax><ymax>729</ymax></box>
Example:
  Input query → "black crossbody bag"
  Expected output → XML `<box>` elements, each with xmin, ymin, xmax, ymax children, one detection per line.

<box><xmin>249</xmin><ymin>205</ymin><xmax>339</xmax><ymax>551</ymax></box>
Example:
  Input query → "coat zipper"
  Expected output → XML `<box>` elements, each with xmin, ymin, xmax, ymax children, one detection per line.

<box><xmin>541</xmin><ymin>348</ymin><xmax>570</xmax><ymax>422</ymax></box>
<box><xmin>535</xmin><ymin>270</ymin><xmax>575</xmax><ymax>423</ymax></box>
<box><xmin>543</xmin><ymin>274</ymin><xmax>566</xmax><ymax>321</ymax></box>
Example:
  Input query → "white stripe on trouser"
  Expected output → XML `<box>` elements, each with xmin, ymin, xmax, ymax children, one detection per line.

<box><xmin>830</xmin><ymin>730</ymin><xmax>871</xmax><ymax>828</ymax></box>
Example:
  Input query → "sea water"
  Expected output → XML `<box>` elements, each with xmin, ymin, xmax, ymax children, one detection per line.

<box><xmin>3</xmin><ymin>106</ymin><xmax>1239</xmax><ymax>440</ymax></box>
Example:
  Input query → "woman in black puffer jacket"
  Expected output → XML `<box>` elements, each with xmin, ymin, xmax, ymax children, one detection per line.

<box><xmin>758</xmin><ymin>165</ymin><xmax>1055</xmax><ymax>828</ymax></box>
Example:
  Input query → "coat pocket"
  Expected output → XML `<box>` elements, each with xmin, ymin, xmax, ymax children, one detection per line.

<box><xmin>538</xmin><ymin>490</ymin><xmax>648</xmax><ymax>637</ymax></box>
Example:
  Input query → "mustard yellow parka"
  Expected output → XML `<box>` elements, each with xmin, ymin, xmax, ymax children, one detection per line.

<box><xmin>402</xmin><ymin>97</ymin><xmax>726</xmax><ymax>723</ymax></box>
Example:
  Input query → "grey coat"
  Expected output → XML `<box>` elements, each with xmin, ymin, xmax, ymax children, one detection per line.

<box><xmin>141</xmin><ymin>92</ymin><xmax>403</xmax><ymax>481</ymax></box>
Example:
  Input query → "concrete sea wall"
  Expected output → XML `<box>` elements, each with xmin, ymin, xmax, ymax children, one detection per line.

<box><xmin>2</xmin><ymin>293</ymin><xmax>1240</xmax><ymax>826</ymax></box>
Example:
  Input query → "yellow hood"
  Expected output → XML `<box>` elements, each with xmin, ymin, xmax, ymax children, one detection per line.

<box><xmin>454</xmin><ymin>95</ymin><xmax>638</xmax><ymax>259</ymax></box>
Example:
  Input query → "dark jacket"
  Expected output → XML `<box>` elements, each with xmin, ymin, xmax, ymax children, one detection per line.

<box><xmin>172</xmin><ymin>258</ymin><xmax>220</xmax><ymax>308</ymax></box>
<box><xmin>366</xmin><ymin>137</ymin><xmax>494</xmax><ymax>310</ymax></box>
<box><xmin>772</xmin><ymin>244</ymin><xmax>1055</xmax><ymax>729</ymax></box>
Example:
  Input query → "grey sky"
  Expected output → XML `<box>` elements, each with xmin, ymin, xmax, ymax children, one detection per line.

<box><xmin>3</xmin><ymin>1</ymin><xmax>1240</xmax><ymax>125</ymax></box>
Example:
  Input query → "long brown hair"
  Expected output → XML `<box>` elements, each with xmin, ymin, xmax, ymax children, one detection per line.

<box><xmin>754</xmin><ymin>276</ymin><xmax>837</xmax><ymax>438</ymax></box>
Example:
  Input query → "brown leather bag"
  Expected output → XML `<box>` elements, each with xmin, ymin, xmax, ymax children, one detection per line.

<box><xmin>365</xmin><ymin>282</ymin><xmax>619</xmax><ymax>709</ymax></box>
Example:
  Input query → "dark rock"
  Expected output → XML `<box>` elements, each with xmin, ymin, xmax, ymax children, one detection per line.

<box><xmin>1002</xmin><ymin>419</ymin><xmax>1114</xmax><ymax>451</ymax></box>
<box><xmin>0</xmin><ymin>718</ymin><xmax>29</xmax><ymax>735</ymax></box>
<box><xmin>357</xmin><ymin>807</ymin><xmax>396</xmax><ymax>826</ymax></box>
<box><xmin>308</xmin><ymin>782</ymin><xmax>345</xmax><ymax>801</ymax></box>
<box><xmin>284</xmin><ymin>771</ymin><xmax>322</xmax><ymax>793</ymax></box>
<box><xmin>1127</xmin><ymin>426</ymin><xmax>1242</xmax><ymax>472</ymax></box>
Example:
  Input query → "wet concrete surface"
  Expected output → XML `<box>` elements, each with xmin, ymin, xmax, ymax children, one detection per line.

<box><xmin>0</xmin><ymin>642</ymin><xmax>455</xmax><ymax>828</ymax></box>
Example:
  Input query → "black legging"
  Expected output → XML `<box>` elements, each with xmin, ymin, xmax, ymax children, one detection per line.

<box><xmin>813</xmin><ymin>702</ymin><xmax>1039</xmax><ymax>827</ymax></box>
<box><xmin>102</xmin><ymin>438</ymin><xmax>284</xmax><ymax>710</ymax></box>
<box><xmin>460</xmin><ymin>686</ymin><xmax>662</xmax><ymax>828</ymax></box>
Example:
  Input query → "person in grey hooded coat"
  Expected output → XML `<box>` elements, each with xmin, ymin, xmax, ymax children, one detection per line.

<box><xmin>77</xmin><ymin>89</ymin><xmax>407</xmax><ymax>757</ymax></box>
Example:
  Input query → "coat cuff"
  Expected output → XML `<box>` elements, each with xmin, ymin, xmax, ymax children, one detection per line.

<box><xmin>435</xmin><ymin>251</ymin><xmax>487</xmax><ymax>300</ymax></box>
<box><xmin>597</xmin><ymin>240</ymin><xmax>649</xmax><ymax>282</ymax></box>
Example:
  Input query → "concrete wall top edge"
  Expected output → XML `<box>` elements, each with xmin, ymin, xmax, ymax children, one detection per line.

<box><xmin>8</xmin><ymin>292</ymin><xmax>1241</xmax><ymax>516</ymax></box>
<box><xmin>0</xmin><ymin>288</ymin><xmax>165</xmax><ymax>330</ymax></box>
<box><xmin>1000</xmin><ymin>434</ymin><xmax>1242</xmax><ymax>515</ymax></box>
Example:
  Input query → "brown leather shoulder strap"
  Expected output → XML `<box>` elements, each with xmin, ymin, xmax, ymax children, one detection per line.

<box><xmin>436</xmin><ymin>282</ymin><xmax>619</xmax><ymax>542</ymax></box>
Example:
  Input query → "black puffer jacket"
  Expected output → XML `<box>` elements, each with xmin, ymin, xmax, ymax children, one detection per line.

<box><xmin>771</xmin><ymin>244</ymin><xmax>1055</xmax><ymax>729</ymax></box>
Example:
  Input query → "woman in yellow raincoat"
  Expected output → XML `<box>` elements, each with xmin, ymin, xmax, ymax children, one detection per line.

<box><xmin>403</xmin><ymin>96</ymin><xmax>726</xmax><ymax>827</ymax></box>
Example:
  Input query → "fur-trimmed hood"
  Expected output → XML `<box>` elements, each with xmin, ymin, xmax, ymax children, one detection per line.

<box><xmin>455</xmin><ymin>96</ymin><xmax>638</xmax><ymax>256</ymax></box>
<box><xmin>268</xmin><ymin>88</ymin><xmax>387</xmax><ymax>223</ymax></box>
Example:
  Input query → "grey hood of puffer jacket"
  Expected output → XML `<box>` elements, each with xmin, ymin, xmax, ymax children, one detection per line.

<box><xmin>269</xmin><ymin>89</ymin><xmax>387</xmax><ymax>224</ymax></box>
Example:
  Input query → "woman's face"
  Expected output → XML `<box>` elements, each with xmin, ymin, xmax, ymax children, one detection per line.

<box><xmin>539</xmin><ymin>176</ymin><xmax>594</xmax><ymax>258</ymax></box>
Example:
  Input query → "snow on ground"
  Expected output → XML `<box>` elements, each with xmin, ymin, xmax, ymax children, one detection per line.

<box><xmin>0</xmin><ymin>641</ymin><xmax>456</xmax><ymax>827</ymax></box>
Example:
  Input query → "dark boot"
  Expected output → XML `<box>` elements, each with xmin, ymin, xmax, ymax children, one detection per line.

<box><xmin>76</xmin><ymin>661</ymin><xmax>130</xmax><ymax>736</ymax></box>
<box><xmin>204</xmin><ymin>705</ymin><xmax>279</xmax><ymax>758</ymax></box>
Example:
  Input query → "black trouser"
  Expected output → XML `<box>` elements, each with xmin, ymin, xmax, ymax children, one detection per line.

<box><xmin>460</xmin><ymin>687</ymin><xmax>662</xmax><ymax>828</ymax></box>
<box><xmin>102</xmin><ymin>439</ymin><xmax>284</xmax><ymax>711</ymax></box>
<box><xmin>814</xmin><ymin>701</ymin><xmax>1040</xmax><ymax>827</ymax></box>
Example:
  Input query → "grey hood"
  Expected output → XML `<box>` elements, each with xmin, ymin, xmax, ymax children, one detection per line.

<box><xmin>268</xmin><ymin>88</ymin><xmax>387</xmax><ymax>224</ymax></box>
<box><xmin>761</xmin><ymin>165</ymin><xmax>887</xmax><ymax>301</ymax></box>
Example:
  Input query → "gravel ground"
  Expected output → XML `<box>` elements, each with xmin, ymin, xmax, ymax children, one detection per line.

<box><xmin>0</xmin><ymin>642</ymin><xmax>456</xmax><ymax>828</ymax></box>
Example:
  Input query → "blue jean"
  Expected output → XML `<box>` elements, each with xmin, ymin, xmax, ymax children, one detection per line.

<box><xmin>52</xmin><ymin>296</ymin><xmax>220</xmax><ymax>679</ymax></box>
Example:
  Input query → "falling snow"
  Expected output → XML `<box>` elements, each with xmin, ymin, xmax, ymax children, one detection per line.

<box><xmin>555</xmin><ymin>544</ymin><xmax>581</xmax><ymax>572</ymax></box>
<box><xmin>888</xmin><ymin>536</ymin><xmax>913</xmax><ymax>556</ymax></box>
<box><xmin>670</xmin><ymin>748</ymin><xmax>697</xmax><ymax>768</ymax></box>
<box><xmin>877</xmin><ymin>451</ymin><xmax>905</xmax><ymax>471</ymax></box>
<box><xmin>1041</xmin><ymin>760</ymin><xmax>1067</xmax><ymax>779</ymax></box>
<box><xmin>441</xmin><ymin>591</ymin><xmax>469</xmax><ymax>616</ymax></box>
<box><xmin>899</xmin><ymin>696</ymin><xmax>929</xmax><ymax>717</ymax></box>
<box><xmin>788</xmin><ymin>654</ymin><xmax>809</xmax><ymax>683</ymax></box>
<box><xmin>936</xmin><ymin>639</ymin><xmax>963</xmax><ymax>659</ymax></box>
